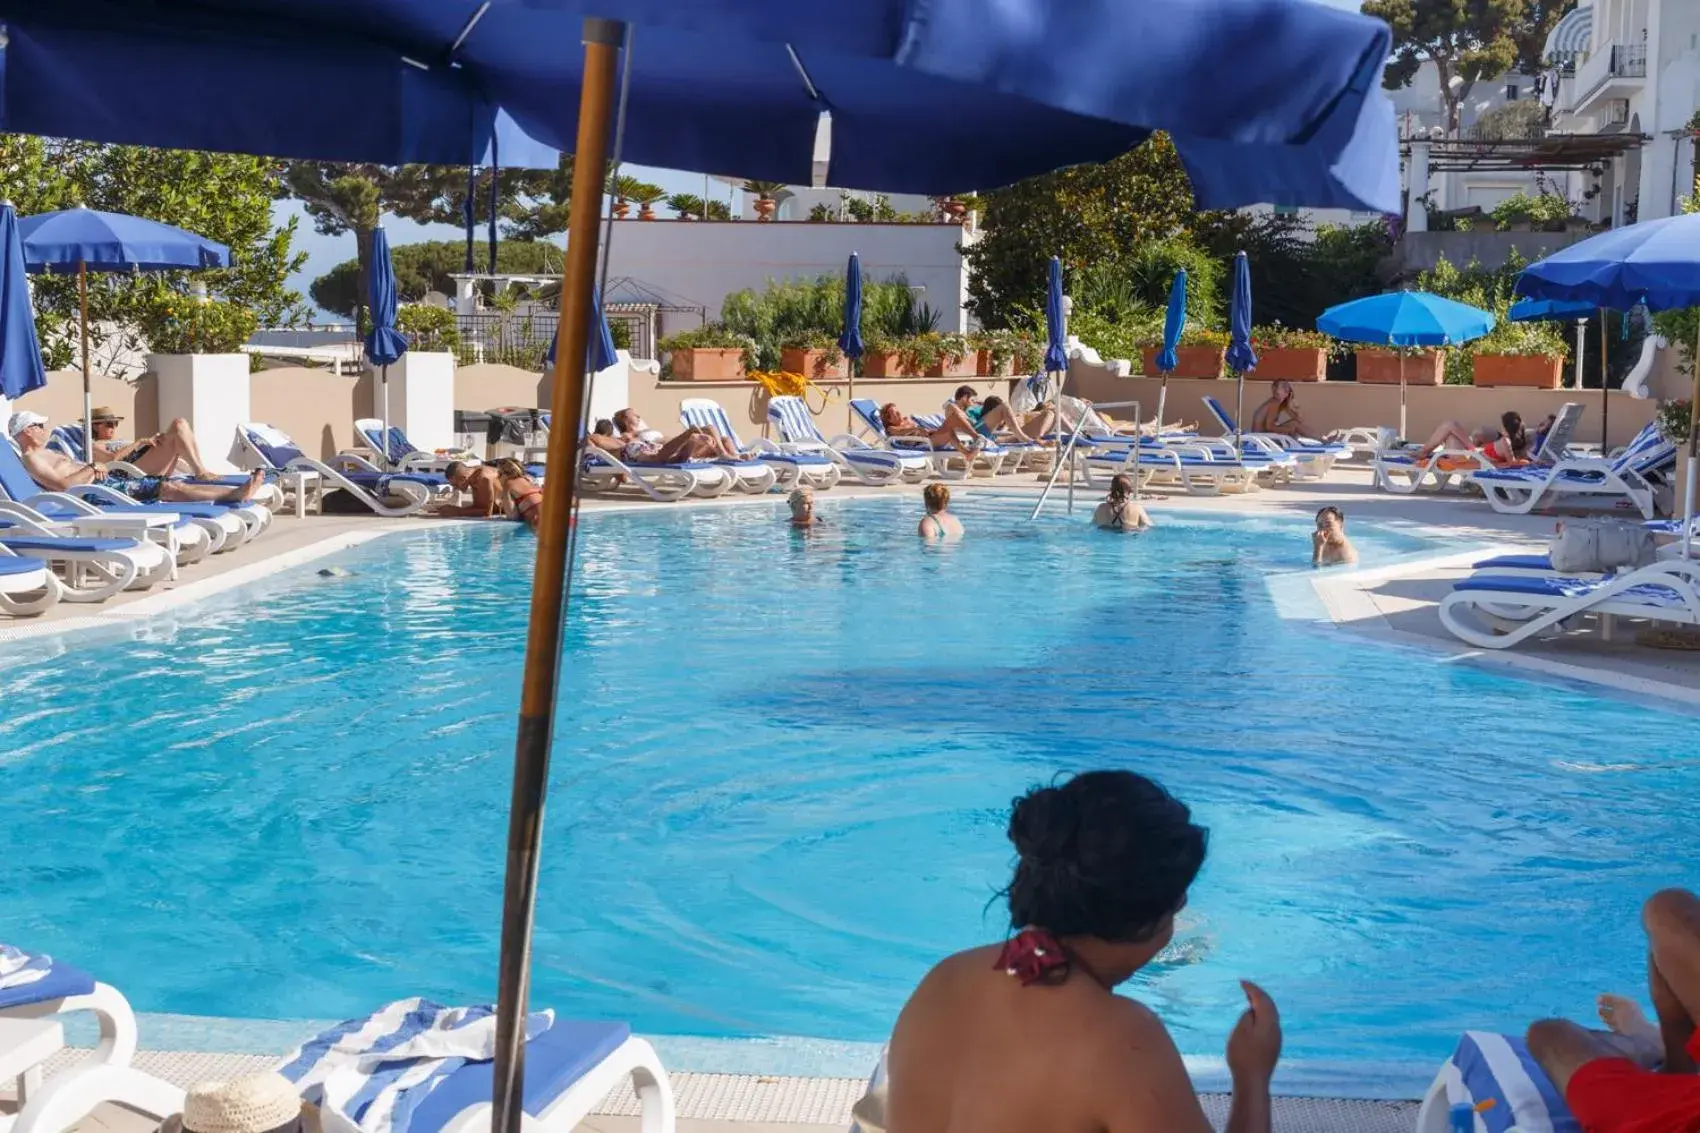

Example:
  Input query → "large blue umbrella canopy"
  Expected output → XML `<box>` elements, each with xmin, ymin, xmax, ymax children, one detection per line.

<box><xmin>1318</xmin><ymin>291</ymin><xmax>1495</xmax><ymax>347</ymax></box>
<box><xmin>544</xmin><ymin>287</ymin><xmax>617</xmax><ymax>374</ymax></box>
<box><xmin>838</xmin><ymin>253</ymin><xmax>864</xmax><ymax>360</ymax></box>
<box><xmin>1155</xmin><ymin>271</ymin><xmax>1188</xmax><ymax>374</ymax></box>
<box><xmin>364</xmin><ymin>228</ymin><xmax>410</xmax><ymax>367</ymax></box>
<box><xmin>1226</xmin><ymin>252</ymin><xmax>1257</xmax><ymax>373</ymax></box>
<box><xmin>0</xmin><ymin>206</ymin><xmax>47</xmax><ymax>401</ymax></box>
<box><xmin>0</xmin><ymin>0</ymin><xmax>1398</xmax><ymax>210</ymax></box>
<box><xmin>1043</xmin><ymin>257</ymin><xmax>1068</xmax><ymax>374</ymax></box>
<box><xmin>16</xmin><ymin>207</ymin><xmax>229</xmax><ymax>272</ymax></box>
<box><xmin>1508</xmin><ymin>296</ymin><xmax>1597</xmax><ymax>322</ymax></box>
<box><xmin>1514</xmin><ymin>213</ymin><xmax>1700</xmax><ymax>312</ymax></box>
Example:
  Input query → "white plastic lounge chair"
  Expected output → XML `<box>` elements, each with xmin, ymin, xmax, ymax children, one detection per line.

<box><xmin>0</xmin><ymin>550</ymin><xmax>60</xmax><ymax>616</ymax></box>
<box><xmin>580</xmin><ymin>447</ymin><xmax>732</xmax><ymax>502</ymax></box>
<box><xmin>1469</xmin><ymin>421</ymin><xmax>1677</xmax><ymax>520</ymax></box>
<box><xmin>0</xmin><ymin>441</ymin><xmax>212</xmax><ymax>562</ymax></box>
<box><xmin>679</xmin><ymin>399</ymin><xmax>840</xmax><ymax>492</ymax></box>
<box><xmin>1371</xmin><ymin>443</ymin><xmax>1496</xmax><ymax>495</ymax></box>
<box><xmin>237</xmin><ymin>424</ymin><xmax>444</xmax><ymax>517</ymax></box>
<box><xmin>0</xmin><ymin>523</ymin><xmax>172</xmax><ymax>601</ymax></box>
<box><xmin>1079</xmin><ymin>441</ymin><xmax>1260</xmax><ymax>495</ymax></box>
<box><xmin>1439</xmin><ymin>558</ymin><xmax>1700</xmax><ymax>649</ymax></box>
<box><xmin>845</xmin><ymin>400</ymin><xmax>979</xmax><ymax>480</ymax></box>
<box><xmin>348</xmin><ymin>420</ymin><xmax>506</xmax><ymax>480</ymax></box>
<box><xmin>275</xmin><ymin>998</ymin><xmax>674</xmax><ymax>1133</ymax></box>
<box><xmin>1414</xmin><ymin>1032</ymin><xmax>1576</xmax><ymax>1133</ymax></box>
<box><xmin>50</xmin><ymin>424</ymin><xmax>285</xmax><ymax>514</ymax></box>
<box><xmin>769</xmin><ymin>397</ymin><xmax>931</xmax><ymax>485</ymax></box>
<box><xmin>0</xmin><ymin>945</ymin><xmax>186</xmax><ymax>1133</ymax></box>
<box><xmin>1200</xmin><ymin>395</ymin><xmax>1347</xmax><ymax>478</ymax></box>
<box><xmin>909</xmin><ymin>413</ymin><xmax>1013</xmax><ymax>477</ymax></box>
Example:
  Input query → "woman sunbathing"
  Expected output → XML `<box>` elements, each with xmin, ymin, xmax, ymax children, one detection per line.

<box><xmin>880</xmin><ymin>402</ymin><xmax>984</xmax><ymax>452</ymax></box>
<box><xmin>883</xmin><ymin>769</ymin><xmax>1281</xmax><ymax>1133</ymax></box>
<box><xmin>1413</xmin><ymin>411</ymin><xmax>1531</xmax><ymax>467</ymax></box>
<box><xmin>1250</xmin><ymin>380</ymin><xmax>1310</xmax><ymax>437</ymax></box>
<box><xmin>974</xmin><ymin>397</ymin><xmax>1056</xmax><ymax>445</ymax></box>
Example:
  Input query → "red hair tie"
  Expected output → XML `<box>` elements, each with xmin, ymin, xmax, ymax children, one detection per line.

<box><xmin>994</xmin><ymin>929</ymin><xmax>1071</xmax><ymax>986</ymax></box>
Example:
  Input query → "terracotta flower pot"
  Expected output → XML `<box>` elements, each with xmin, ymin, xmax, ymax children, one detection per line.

<box><xmin>862</xmin><ymin>351</ymin><xmax>913</xmax><ymax>378</ymax></box>
<box><xmin>924</xmin><ymin>353</ymin><xmax>976</xmax><ymax>378</ymax></box>
<box><xmin>669</xmin><ymin>347</ymin><xmax>746</xmax><ymax>382</ymax></box>
<box><xmin>755</xmin><ymin>197</ymin><xmax>777</xmax><ymax>221</ymax></box>
<box><xmin>638</xmin><ymin>205</ymin><xmax>657</xmax><ymax>220</ymax></box>
<box><xmin>1141</xmin><ymin>346</ymin><xmax>1225</xmax><ymax>379</ymax></box>
<box><xmin>779</xmin><ymin>347</ymin><xmax>848</xmax><ymax>380</ymax></box>
<box><xmin>944</xmin><ymin>199</ymin><xmax>967</xmax><ymax>220</ymax></box>
<box><xmin>1471</xmin><ymin>353</ymin><xmax>1563</xmax><ymax>389</ymax></box>
<box><xmin>613</xmin><ymin>201</ymin><xmax>630</xmax><ymax>219</ymax></box>
<box><xmin>1254</xmin><ymin>347</ymin><xmax>1328</xmax><ymax>382</ymax></box>
<box><xmin>975</xmin><ymin>349</ymin><xmax>1014</xmax><ymax>377</ymax></box>
<box><xmin>1356</xmin><ymin>349</ymin><xmax>1443</xmax><ymax>385</ymax></box>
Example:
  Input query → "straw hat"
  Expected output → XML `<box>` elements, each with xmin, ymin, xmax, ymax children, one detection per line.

<box><xmin>177</xmin><ymin>1074</ymin><xmax>306</xmax><ymax>1133</ymax></box>
<box><xmin>90</xmin><ymin>406</ymin><xmax>125</xmax><ymax>423</ymax></box>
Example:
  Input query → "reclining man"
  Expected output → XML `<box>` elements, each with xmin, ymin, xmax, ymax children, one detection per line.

<box><xmin>10</xmin><ymin>411</ymin><xmax>263</xmax><ymax>504</ymax></box>
<box><xmin>89</xmin><ymin>406</ymin><xmax>224</xmax><ymax>479</ymax></box>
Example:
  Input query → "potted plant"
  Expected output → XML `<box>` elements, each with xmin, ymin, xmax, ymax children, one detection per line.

<box><xmin>703</xmin><ymin>200</ymin><xmax>733</xmax><ymax>221</ymax></box>
<box><xmin>778</xmin><ymin>331</ymin><xmax>848</xmax><ymax>379</ymax></box>
<box><xmin>861</xmin><ymin>333</ymin><xmax>914</xmax><ymax>378</ymax></box>
<box><xmin>658</xmin><ymin>324</ymin><xmax>755</xmax><ymax>381</ymax></box>
<box><xmin>666</xmin><ymin>192</ymin><xmax>705</xmax><ymax>220</ymax></box>
<box><xmin>1249</xmin><ymin>325</ymin><xmax>1332</xmax><ymax>381</ymax></box>
<box><xmin>1469</xmin><ymin>318</ymin><xmax>1567</xmax><ymax>388</ymax></box>
<box><xmin>741</xmin><ymin>179</ymin><xmax>785</xmax><ymax>221</ymax></box>
<box><xmin>906</xmin><ymin>332</ymin><xmax>974</xmax><ymax>378</ymax></box>
<box><xmin>609</xmin><ymin>174</ymin><xmax>645</xmax><ymax>219</ymax></box>
<box><xmin>629</xmin><ymin>182</ymin><xmax>668</xmax><ymax>220</ymax></box>
<box><xmin>1140</xmin><ymin>328</ymin><xmax>1228</xmax><ymax>379</ymax></box>
<box><xmin>969</xmin><ymin>330</ymin><xmax>1018</xmax><ymax>377</ymax></box>
<box><xmin>1356</xmin><ymin>346</ymin><xmax>1445</xmax><ymax>385</ymax></box>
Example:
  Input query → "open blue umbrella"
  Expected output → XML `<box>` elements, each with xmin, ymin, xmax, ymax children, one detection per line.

<box><xmin>0</xmin><ymin>206</ymin><xmax>47</xmax><ymax>403</ymax></box>
<box><xmin>17</xmin><ymin>206</ymin><xmax>230</xmax><ymax>448</ymax></box>
<box><xmin>1319</xmin><ymin>291</ymin><xmax>1494</xmax><ymax>439</ymax></box>
<box><xmin>1152</xmin><ymin>270</ymin><xmax>1188</xmax><ymax>433</ymax></box>
<box><xmin>1226</xmin><ymin>252</ymin><xmax>1257</xmax><ymax>453</ymax></box>
<box><xmin>839</xmin><ymin>253</ymin><xmax>863</xmax><ymax>432</ymax></box>
<box><xmin>1509</xmin><ymin>295</ymin><xmax>1595</xmax><ymax>406</ymax></box>
<box><xmin>1517</xmin><ymin>213</ymin><xmax>1700</xmax><ymax>555</ymax></box>
<box><xmin>365</xmin><ymin>227</ymin><xmax>410</xmax><ymax>461</ymax></box>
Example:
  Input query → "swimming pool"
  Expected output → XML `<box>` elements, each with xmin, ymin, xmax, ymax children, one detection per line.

<box><xmin>2</xmin><ymin>496</ymin><xmax>1696</xmax><ymax>1092</ymax></box>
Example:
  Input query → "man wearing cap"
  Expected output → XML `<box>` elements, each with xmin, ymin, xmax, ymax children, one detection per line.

<box><xmin>9</xmin><ymin>411</ymin><xmax>263</xmax><ymax>504</ymax></box>
<box><xmin>89</xmin><ymin>407</ymin><xmax>220</xmax><ymax>480</ymax></box>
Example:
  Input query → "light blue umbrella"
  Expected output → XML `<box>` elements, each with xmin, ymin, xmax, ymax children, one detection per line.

<box><xmin>1226</xmin><ymin>252</ymin><xmax>1257</xmax><ymax>452</ymax></box>
<box><xmin>364</xmin><ymin>227</ymin><xmax>410</xmax><ymax>459</ymax></box>
<box><xmin>839</xmin><ymin>253</ymin><xmax>863</xmax><ymax>432</ymax></box>
<box><xmin>1319</xmin><ymin>291</ymin><xmax>1494</xmax><ymax>439</ymax></box>
<box><xmin>1153</xmin><ymin>270</ymin><xmax>1188</xmax><ymax>433</ymax></box>
<box><xmin>0</xmin><ymin>206</ymin><xmax>47</xmax><ymax>403</ymax></box>
<box><xmin>18</xmin><ymin>206</ymin><xmax>230</xmax><ymax>447</ymax></box>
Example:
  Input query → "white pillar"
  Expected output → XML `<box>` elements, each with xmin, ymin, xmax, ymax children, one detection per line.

<box><xmin>1406</xmin><ymin>140</ymin><xmax>1431</xmax><ymax>232</ymax></box>
<box><xmin>374</xmin><ymin>352</ymin><xmax>457</xmax><ymax>451</ymax></box>
<box><xmin>588</xmin><ymin>350</ymin><xmax>637</xmax><ymax>424</ymax></box>
<box><xmin>149</xmin><ymin>353</ymin><xmax>251</xmax><ymax>473</ymax></box>
<box><xmin>455</xmin><ymin>278</ymin><xmax>477</xmax><ymax>316</ymax></box>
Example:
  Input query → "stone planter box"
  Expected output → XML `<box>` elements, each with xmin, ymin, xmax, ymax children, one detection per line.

<box><xmin>1472</xmin><ymin>353</ymin><xmax>1563</xmax><ymax>389</ymax></box>
<box><xmin>924</xmin><ymin>354</ymin><xmax>976</xmax><ymax>379</ymax></box>
<box><xmin>862</xmin><ymin>351</ymin><xmax>915</xmax><ymax>378</ymax></box>
<box><xmin>975</xmin><ymin>350</ymin><xmax>1015</xmax><ymax>377</ymax></box>
<box><xmin>670</xmin><ymin>348</ymin><xmax>745</xmax><ymax>382</ymax></box>
<box><xmin>1356</xmin><ymin>349</ymin><xmax>1444</xmax><ymax>385</ymax></box>
<box><xmin>1254</xmin><ymin>347</ymin><xmax>1328</xmax><ymax>382</ymax></box>
<box><xmin>1141</xmin><ymin>346</ymin><xmax>1225</xmax><ymax>379</ymax></box>
<box><xmin>147</xmin><ymin>352</ymin><xmax>252</xmax><ymax>473</ymax></box>
<box><xmin>779</xmin><ymin>347</ymin><xmax>848</xmax><ymax>380</ymax></box>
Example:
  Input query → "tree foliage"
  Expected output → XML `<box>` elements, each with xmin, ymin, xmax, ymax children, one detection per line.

<box><xmin>0</xmin><ymin>135</ymin><xmax>304</xmax><ymax>365</ymax></box>
<box><xmin>1362</xmin><ymin>0</ymin><xmax>1523</xmax><ymax>134</ymax></box>
<box><xmin>310</xmin><ymin>239</ymin><xmax>564</xmax><ymax>318</ymax></box>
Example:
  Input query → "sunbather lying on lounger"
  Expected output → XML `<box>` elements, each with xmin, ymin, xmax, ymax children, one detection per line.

<box><xmin>11</xmin><ymin>411</ymin><xmax>264</xmax><ymax>504</ymax></box>
<box><xmin>881</xmin><ymin>401</ymin><xmax>985</xmax><ymax>452</ymax></box>
<box><xmin>438</xmin><ymin>461</ymin><xmax>505</xmax><ymax>518</ymax></box>
<box><xmin>586</xmin><ymin>419</ymin><xmax>627</xmax><ymax>455</ymax></box>
<box><xmin>974</xmin><ymin>396</ymin><xmax>1056</xmax><ymax>445</ymax></box>
<box><xmin>1413</xmin><ymin>411</ymin><xmax>1531</xmax><ymax>465</ymax></box>
<box><xmin>612</xmin><ymin>409</ymin><xmax>737</xmax><ymax>463</ymax></box>
<box><xmin>1312</xmin><ymin>506</ymin><xmax>1357</xmax><ymax>566</ymax></box>
<box><xmin>89</xmin><ymin>406</ymin><xmax>221</xmax><ymax>479</ymax></box>
<box><xmin>1525</xmin><ymin>887</ymin><xmax>1700</xmax><ymax>1133</ymax></box>
<box><xmin>885</xmin><ymin>769</ymin><xmax>1280</xmax><ymax>1133</ymax></box>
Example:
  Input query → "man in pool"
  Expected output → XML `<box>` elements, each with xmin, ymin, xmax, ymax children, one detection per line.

<box><xmin>1526</xmin><ymin>888</ymin><xmax>1700</xmax><ymax>1133</ymax></box>
<box><xmin>1311</xmin><ymin>506</ymin><xmax>1357</xmax><ymax>566</ymax></box>
<box><xmin>883</xmin><ymin>770</ymin><xmax>1281</xmax><ymax>1133</ymax></box>
<box><xmin>11</xmin><ymin>411</ymin><xmax>264</xmax><ymax>504</ymax></box>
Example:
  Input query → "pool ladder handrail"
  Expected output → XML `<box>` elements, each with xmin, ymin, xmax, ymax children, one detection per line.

<box><xmin>1030</xmin><ymin>400</ymin><xmax>1139</xmax><ymax>521</ymax></box>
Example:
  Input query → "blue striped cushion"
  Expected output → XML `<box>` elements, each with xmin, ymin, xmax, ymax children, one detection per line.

<box><xmin>1439</xmin><ymin>1032</ymin><xmax>1577</xmax><ymax>1133</ymax></box>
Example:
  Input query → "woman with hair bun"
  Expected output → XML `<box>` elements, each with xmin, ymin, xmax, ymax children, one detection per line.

<box><xmin>881</xmin><ymin>770</ymin><xmax>1281</xmax><ymax>1133</ymax></box>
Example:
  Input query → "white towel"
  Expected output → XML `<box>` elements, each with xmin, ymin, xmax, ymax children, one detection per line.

<box><xmin>0</xmin><ymin>944</ymin><xmax>51</xmax><ymax>991</ymax></box>
<box><xmin>277</xmin><ymin>999</ymin><xmax>553</xmax><ymax>1133</ymax></box>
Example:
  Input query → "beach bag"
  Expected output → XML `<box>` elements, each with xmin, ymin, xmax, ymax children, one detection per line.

<box><xmin>1548</xmin><ymin>519</ymin><xmax>1656</xmax><ymax>574</ymax></box>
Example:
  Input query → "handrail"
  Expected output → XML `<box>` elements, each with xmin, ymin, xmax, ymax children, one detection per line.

<box><xmin>1029</xmin><ymin>398</ymin><xmax>1141</xmax><ymax>520</ymax></box>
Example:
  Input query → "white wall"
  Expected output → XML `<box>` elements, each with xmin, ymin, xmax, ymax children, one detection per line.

<box><xmin>1638</xmin><ymin>0</ymin><xmax>1700</xmax><ymax>219</ymax></box>
<box><xmin>599</xmin><ymin>218</ymin><xmax>974</xmax><ymax>332</ymax></box>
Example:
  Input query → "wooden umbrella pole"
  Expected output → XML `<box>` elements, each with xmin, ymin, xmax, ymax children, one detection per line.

<box><xmin>489</xmin><ymin>18</ymin><xmax>622</xmax><ymax>1133</ymax></box>
<box><xmin>79</xmin><ymin>263</ymin><xmax>93</xmax><ymax>448</ymax></box>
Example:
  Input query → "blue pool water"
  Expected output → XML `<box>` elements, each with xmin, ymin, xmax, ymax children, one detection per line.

<box><xmin>2</xmin><ymin>496</ymin><xmax>1696</xmax><ymax>1088</ymax></box>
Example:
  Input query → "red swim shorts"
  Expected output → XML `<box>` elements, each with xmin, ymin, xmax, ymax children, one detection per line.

<box><xmin>1567</xmin><ymin>1058</ymin><xmax>1700</xmax><ymax>1133</ymax></box>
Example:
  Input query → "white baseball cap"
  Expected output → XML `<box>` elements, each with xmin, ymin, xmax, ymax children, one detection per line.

<box><xmin>7</xmin><ymin>410</ymin><xmax>47</xmax><ymax>438</ymax></box>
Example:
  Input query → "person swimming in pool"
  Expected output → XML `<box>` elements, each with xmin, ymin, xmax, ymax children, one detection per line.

<box><xmin>880</xmin><ymin>770</ymin><xmax>1281</xmax><ymax>1133</ymax></box>
<box><xmin>495</xmin><ymin>458</ymin><xmax>543</xmax><ymax>528</ymax></box>
<box><xmin>1092</xmin><ymin>473</ymin><xmax>1152</xmax><ymax>532</ymax></box>
<box><xmin>1311</xmin><ymin>506</ymin><xmax>1357</xmax><ymax>566</ymax></box>
<box><xmin>917</xmin><ymin>483</ymin><xmax>963</xmax><ymax>541</ymax></box>
<box><xmin>788</xmin><ymin>486</ymin><xmax>824</xmax><ymax>529</ymax></box>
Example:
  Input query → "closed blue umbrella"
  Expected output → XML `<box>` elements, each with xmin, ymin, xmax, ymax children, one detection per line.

<box><xmin>364</xmin><ymin>227</ymin><xmax>410</xmax><ymax>461</ymax></box>
<box><xmin>1319</xmin><ymin>291</ymin><xmax>1494</xmax><ymax>439</ymax></box>
<box><xmin>544</xmin><ymin>287</ymin><xmax>617</xmax><ymax>374</ymax></box>
<box><xmin>839</xmin><ymin>253</ymin><xmax>863</xmax><ymax>432</ymax></box>
<box><xmin>1517</xmin><ymin>213</ymin><xmax>1700</xmax><ymax>555</ymax></box>
<box><xmin>0</xmin><ymin>206</ymin><xmax>46</xmax><ymax>402</ymax></box>
<box><xmin>1153</xmin><ymin>270</ymin><xmax>1188</xmax><ymax>434</ymax></box>
<box><xmin>18</xmin><ymin>206</ymin><xmax>231</xmax><ymax>449</ymax></box>
<box><xmin>1226</xmin><ymin>252</ymin><xmax>1258</xmax><ymax>455</ymax></box>
<box><xmin>1043</xmin><ymin>257</ymin><xmax>1068</xmax><ymax>374</ymax></box>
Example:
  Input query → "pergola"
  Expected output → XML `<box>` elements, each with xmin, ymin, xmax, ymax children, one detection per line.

<box><xmin>1408</xmin><ymin>132</ymin><xmax>1648</xmax><ymax>174</ymax></box>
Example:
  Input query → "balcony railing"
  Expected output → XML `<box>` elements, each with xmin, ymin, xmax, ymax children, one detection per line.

<box><xmin>1609</xmin><ymin>43</ymin><xmax>1647</xmax><ymax>78</ymax></box>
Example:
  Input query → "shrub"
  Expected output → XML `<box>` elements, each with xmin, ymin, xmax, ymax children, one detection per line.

<box><xmin>658</xmin><ymin>323</ymin><xmax>758</xmax><ymax>371</ymax></box>
<box><xmin>136</xmin><ymin>297</ymin><xmax>257</xmax><ymax>355</ymax></box>
<box><xmin>396</xmin><ymin>304</ymin><xmax>460</xmax><ymax>351</ymax></box>
<box><xmin>1490</xmin><ymin>191</ymin><xmax>1576</xmax><ymax>231</ymax></box>
<box><xmin>719</xmin><ymin>273</ymin><xmax>925</xmax><ymax>370</ymax></box>
<box><xmin>1655</xmin><ymin>398</ymin><xmax>1691</xmax><ymax>444</ymax></box>
<box><xmin>1251</xmin><ymin>324</ymin><xmax>1334</xmax><ymax>351</ymax></box>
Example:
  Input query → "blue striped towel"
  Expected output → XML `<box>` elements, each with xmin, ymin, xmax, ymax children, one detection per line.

<box><xmin>277</xmin><ymin>998</ymin><xmax>554</xmax><ymax>1133</ymax></box>
<box><xmin>1436</xmin><ymin>1031</ymin><xmax>1578</xmax><ymax>1133</ymax></box>
<box><xmin>0</xmin><ymin>944</ymin><xmax>52</xmax><ymax>991</ymax></box>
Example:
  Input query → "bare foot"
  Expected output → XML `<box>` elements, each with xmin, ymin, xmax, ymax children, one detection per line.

<box><xmin>1599</xmin><ymin>994</ymin><xmax>1664</xmax><ymax>1066</ymax></box>
<box><xmin>236</xmin><ymin>468</ymin><xmax>264</xmax><ymax>503</ymax></box>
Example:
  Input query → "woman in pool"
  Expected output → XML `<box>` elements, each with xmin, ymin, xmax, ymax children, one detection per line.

<box><xmin>883</xmin><ymin>770</ymin><xmax>1281</xmax><ymax>1133</ymax></box>
<box><xmin>1093</xmin><ymin>473</ymin><xmax>1152</xmax><ymax>532</ymax></box>
<box><xmin>495</xmin><ymin>459</ymin><xmax>544</xmax><ymax>529</ymax></box>
<box><xmin>917</xmin><ymin>483</ymin><xmax>963</xmax><ymax>541</ymax></box>
<box><xmin>1311</xmin><ymin>506</ymin><xmax>1357</xmax><ymax>566</ymax></box>
<box><xmin>788</xmin><ymin>486</ymin><xmax>823</xmax><ymax>529</ymax></box>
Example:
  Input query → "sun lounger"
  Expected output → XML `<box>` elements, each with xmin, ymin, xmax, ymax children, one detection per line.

<box><xmin>1371</xmin><ymin>444</ymin><xmax>1497</xmax><ymax>494</ymax></box>
<box><xmin>1199</xmin><ymin>396</ymin><xmax>1347</xmax><ymax>479</ymax></box>
<box><xmin>0</xmin><ymin>945</ymin><xmax>185</xmax><ymax>1133</ymax></box>
<box><xmin>237</xmin><ymin>424</ymin><xmax>447</xmax><ymax>517</ymax></box>
<box><xmin>49</xmin><ymin>424</ymin><xmax>285</xmax><ymax>514</ymax></box>
<box><xmin>0</xmin><ymin>524</ymin><xmax>172</xmax><ymax>601</ymax></box>
<box><xmin>1414</xmin><ymin>1031</ymin><xmax>1576</xmax><ymax>1133</ymax></box>
<box><xmin>844</xmin><ymin>400</ymin><xmax>979</xmax><ymax>480</ymax></box>
<box><xmin>1</xmin><ymin>440</ymin><xmax>213</xmax><ymax>561</ymax></box>
<box><xmin>1469</xmin><ymin>420</ymin><xmax>1676</xmax><ymax>519</ymax></box>
<box><xmin>580</xmin><ymin>447</ymin><xmax>733</xmax><ymax>502</ymax></box>
<box><xmin>1439</xmin><ymin>558</ymin><xmax>1700</xmax><ymax>649</ymax></box>
<box><xmin>348</xmin><ymin>420</ymin><xmax>517</xmax><ymax>480</ymax></box>
<box><xmin>276</xmin><ymin>998</ymin><xmax>675</xmax><ymax>1133</ymax></box>
<box><xmin>680</xmin><ymin>399</ymin><xmax>840</xmax><ymax>492</ymax></box>
<box><xmin>770</xmin><ymin>397</ymin><xmax>931</xmax><ymax>485</ymax></box>
<box><xmin>1080</xmin><ymin>441</ymin><xmax>1260</xmax><ymax>495</ymax></box>
<box><xmin>0</xmin><ymin>551</ymin><xmax>60</xmax><ymax>616</ymax></box>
